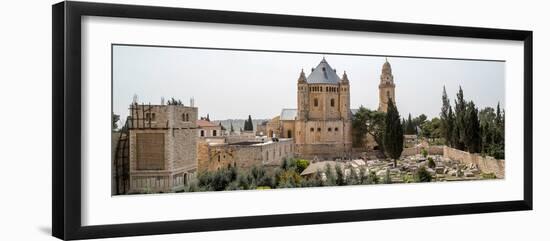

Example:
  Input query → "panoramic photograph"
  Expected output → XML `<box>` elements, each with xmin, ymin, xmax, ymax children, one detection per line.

<box><xmin>111</xmin><ymin>45</ymin><xmax>505</xmax><ymax>195</ymax></box>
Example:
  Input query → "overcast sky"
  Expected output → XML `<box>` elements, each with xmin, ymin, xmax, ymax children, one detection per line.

<box><xmin>113</xmin><ymin>45</ymin><xmax>505</xmax><ymax>121</ymax></box>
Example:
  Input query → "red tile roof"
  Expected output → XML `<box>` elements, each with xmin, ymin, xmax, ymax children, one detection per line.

<box><xmin>197</xmin><ymin>119</ymin><xmax>219</xmax><ymax>128</ymax></box>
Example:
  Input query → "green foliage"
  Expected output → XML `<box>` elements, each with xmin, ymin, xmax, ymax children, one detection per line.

<box><xmin>276</xmin><ymin>170</ymin><xmax>302</xmax><ymax>188</ymax></box>
<box><xmin>440</xmin><ymin>86</ymin><xmax>503</xmax><ymax>157</ymax></box>
<box><xmin>427</xmin><ymin>157</ymin><xmax>436</xmax><ymax>168</ymax></box>
<box><xmin>335</xmin><ymin>164</ymin><xmax>346</xmax><ymax>186</ymax></box>
<box><xmin>244</xmin><ymin>115</ymin><xmax>254</xmax><ymax>131</ymax></box>
<box><xmin>324</xmin><ymin>163</ymin><xmax>336</xmax><ymax>186</ymax></box>
<box><xmin>420</xmin><ymin>117</ymin><xmax>442</xmax><ymax>140</ymax></box>
<box><xmin>197</xmin><ymin>165</ymin><xmax>237</xmax><ymax>191</ymax></box>
<box><xmin>365</xmin><ymin>171</ymin><xmax>379</xmax><ymax>184</ymax></box>
<box><xmin>383</xmin><ymin>97</ymin><xmax>404</xmax><ymax>164</ymax></box>
<box><xmin>167</xmin><ymin>97</ymin><xmax>183</xmax><ymax>105</ymax></box>
<box><xmin>481</xmin><ymin>172</ymin><xmax>497</xmax><ymax>179</ymax></box>
<box><xmin>352</xmin><ymin>106</ymin><xmax>386</xmax><ymax>151</ymax></box>
<box><xmin>440</xmin><ymin>86</ymin><xmax>454</xmax><ymax>146</ymax></box>
<box><xmin>382</xmin><ymin>169</ymin><xmax>392</xmax><ymax>184</ymax></box>
<box><xmin>295</xmin><ymin>159</ymin><xmax>310</xmax><ymax>174</ymax></box>
<box><xmin>347</xmin><ymin>166</ymin><xmax>360</xmax><ymax>185</ymax></box>
<box><xmin>415</xmin><ymin>166</ymin><xmax>432</xmax><ymax>182</ymax></box>
<box><xmin>464</xmin><ymin>101</ymin><xmax>481</xmax><ymax>153</ymax></box>
<box><xmin>359</xmin><ymin>166</ymin><xmax>367</xmax><ymax>184</ymax></box>
<box><xmin>421</xmin><ymin>148</ymin><xmax>428</xmax><ymax>158</ymax></box>
<box><xmin>402</xmin><ymin>174</ymin><xmax>414</xmax><ymax>183</ymax></box>
<box><xmin>405</xmin><ymin>113</ymin><xmax>416</xmax><ymax>135</ymax></box>
<box><xmin>479</xmin><ymin>103</ymin><xmax>505</xmax><ymax>159</ymax></box>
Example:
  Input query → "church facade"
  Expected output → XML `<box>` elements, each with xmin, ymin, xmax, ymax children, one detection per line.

<box><xmin>266</xmin><ymin>57</ymin><xmax>396</xmax><ymax>160</ymax></box>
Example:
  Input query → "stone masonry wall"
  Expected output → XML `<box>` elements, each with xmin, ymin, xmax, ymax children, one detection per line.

<box><xmin>401</xmin><ymin>146</ymin><xmax>444</xmax><ymax>157</ymax></box>
<box><xmin>400</xmin><ymin>145</ymin><xmax>503</xmax><ymax>178</ymax></box>
<box><xmin>443</xmin><ymin>146</ymin><xmax>505</xmax><ymax>178</ymax></box>
<box><xmin>198</xmin><ymin>139</ymin><xmax>294</xmax><ymax>173</ymax></box>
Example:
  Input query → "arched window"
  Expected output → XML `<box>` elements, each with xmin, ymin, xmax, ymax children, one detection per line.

<box><xmin>330</xmin><ymin>98</ymin><xmax>335</xmax><ymax>107</ymax></box>
<box><xmin>200</xmin><ymin>130</ymin><xmax>205</xmax><ymax>137</ymax></box>
<box><xmin>287</xmin><ymin>130</ymin><xmax>292</xmax><ymax>138</ymax></box>
<box><xmin>186</xmin><ymin>113</ymin><xmax>189</xmax><ymax>121</ymax></box>
<box><xmin>213</xmin><ymin>130</ymin><xmax>217</xmax><ymax>136</ymax></box>
<box><xmin>314</xmin><ymin>98</ymin><xmax>318</xmax><ymax>107</ymax></box>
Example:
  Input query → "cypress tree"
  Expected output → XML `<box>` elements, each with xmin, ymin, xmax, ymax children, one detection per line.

<box><xmin>440</xmin><ymin>86</ymin><xmax>453</xmax><ymax>145</ymax></box>
<box><xmin>454</xmin><ymin>86</ymin><xmax>467</xmax><ymax>150</ymax></box>
<box><xmin>405</xmin><ymin>113</ymin><xmax>415</xmax><ymax>134</ymax></box>
<box><xmin>383</xmin><ymin>97</ymin><xmax>404</xmax><ymax>167</ymax></box>
<box><xmin>244</xmin><ymin>115</ymin><xmax>254</xmax><ymax>131</ymax></box>
<box><xmin>464</xmin><ymin>101</ymin><xmax>481</xmax><ymax>153</ymax></box>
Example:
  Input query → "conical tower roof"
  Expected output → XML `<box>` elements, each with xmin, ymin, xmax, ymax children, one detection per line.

<box><xmin>382</xmin><ymin>57</ymin><xmax>392</xmax><ymax>75</ymax></box>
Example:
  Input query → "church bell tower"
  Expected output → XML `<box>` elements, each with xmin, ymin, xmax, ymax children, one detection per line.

<box><xmin>378</xmin><ymin>58</ymin><xmax>396</xmax><ymax>112</ymax></box>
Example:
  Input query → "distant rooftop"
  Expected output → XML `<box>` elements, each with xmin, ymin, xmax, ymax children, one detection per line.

<box><xmin>197</xmin><ymin>119</ymin><xmax>219</xmax><ymax>128</ymax></box>
<box><xmin>280</xmin><ymin>109</ymin><xmax>297</xmax><ymax>120</ymax></box>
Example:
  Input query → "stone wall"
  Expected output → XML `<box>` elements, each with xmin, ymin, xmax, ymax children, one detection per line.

<box><xmin>198</xmin><ymin>139</ymin><xmax>294</xmax><ymax>173</ymax></box>
<box><xmin>128</xmin><ymin>128</ymin><xmax>197</xmax><ymax>193</ymax></box>
<box><xmin>123</xmin><ymin>104</ymin><xmax>199</xmax><ymax>194</ymax></box>
<box><xmin>401</xmin><ymin>146</ymin><xmax>444</xmax><ymax>157</ymax></box>
<box><xmin>443</xmin><ymin>146</ymin><xmax>505</xmax><ymax>178</ymax></box>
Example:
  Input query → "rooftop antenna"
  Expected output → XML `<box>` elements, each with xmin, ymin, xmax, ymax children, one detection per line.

<box><xmin>161</xmin><ymin>96</ymin><xmax>165</xmax><ymax>105</ymax></box>
<box><xmin>132</xmin><ymin>94</ymin><xmax>138</xmax><ymax>104</ymax></box>
<box><xmin>190</xmin><ymin>97</ymin><xmax>195</xmax><ymax>107</ymax></box>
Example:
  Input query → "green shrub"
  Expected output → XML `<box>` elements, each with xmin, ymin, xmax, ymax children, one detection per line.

<box><xmin>335</xmin><ymin>164</ymin><xmax>346</xmax><ymax>186</ymax></box>
<box><xmin>365</xmin><ymin>171</ymin><xmax>379</xmax><ymax>184</ymax></box>
<box><xmin>382</xmin><ymin>169</ymin><xmax>392</xmax><ymax>184</ymax></box>
<box><xmin>295</xmin><ymin>159</ymin><xmax>310</xmax><ymax>174</ymax></box>
<box><xmin>415</xmin><ymin>166</ymin><xmax>432</xmax><ymax>182</ymax></box>
<box><xmin>481</xmin><ymin>172</ymin><xmax>497</xmax><ymax>179</ymax></box>
<box><xmin>427</xmin><ymin>157</ymin><xmax>436</xmax><ymax>168</ymax></box>
<box><xmin>421</xmin><ymin>148</ymin><xmax>428</xmax><ymax>158</ymax></box>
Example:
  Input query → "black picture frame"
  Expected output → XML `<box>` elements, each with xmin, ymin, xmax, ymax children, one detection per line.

<box><xmin>52</xmin><ymin>1</ymin><xmax>533</xmax><ymax>240</ymax></box>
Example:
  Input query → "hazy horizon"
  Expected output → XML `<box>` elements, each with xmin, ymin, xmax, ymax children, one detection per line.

<box><xmin>113</xmin><ymin>45</ymin><xmax>505</xmax><ymax>124</ymax></box>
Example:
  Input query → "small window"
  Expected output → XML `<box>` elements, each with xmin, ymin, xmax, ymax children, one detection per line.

<box><xmin>335</xmin><ymin>127</ymin><xmax>339</xmax><ymax>131</ymax></box>
<box><xmin>146</xmin><ymin>113</ymin><xmax>151</xmax><ymax>121</ymax></box>
<box><xmin>213</xmin><ymin>130</ymin><xmax>217</xmax><ymax>136</ymax></box>
<box><xmin>152</xmin><ymin>113</ymin><xmax>156</xmax><ymax>121</ymax></box>
<box><xmin>328</xmin><ymin>128</ymin><xmax>332</xmax><ymax>132</ymax></box>
<box><xmin>317</xmin><ymin>128</ymin><xmax>321</xmax><ymax>132</ymax></box>
<box><xmin>186</xmin><ymin>113</ymin><xmax>190</xmax><ymax>121</ymax></box>
<box><xmin>314</xmin><ymin>98</ymin><xmax>318</xmax><ymax>107</ymax></box>
<box><xmin>200</xmin><ymin>130</ymin><xmax>205</xmax><ymax>137</ymax></box>
<box><xmin>330</xmin><ymin>99</ymin><xmax>335</xmax><ymax>107</ymax></box>
<box><xmin>310</xmin><ymin>128</ymin><xmax>314</xmax><ymax>132</ymax></box>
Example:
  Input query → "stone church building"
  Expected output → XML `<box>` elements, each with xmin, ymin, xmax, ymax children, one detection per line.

<box><xmin>266</xmin><ymin>57</ymin><xmax>396</xmax><ymax>160</ymax></box>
